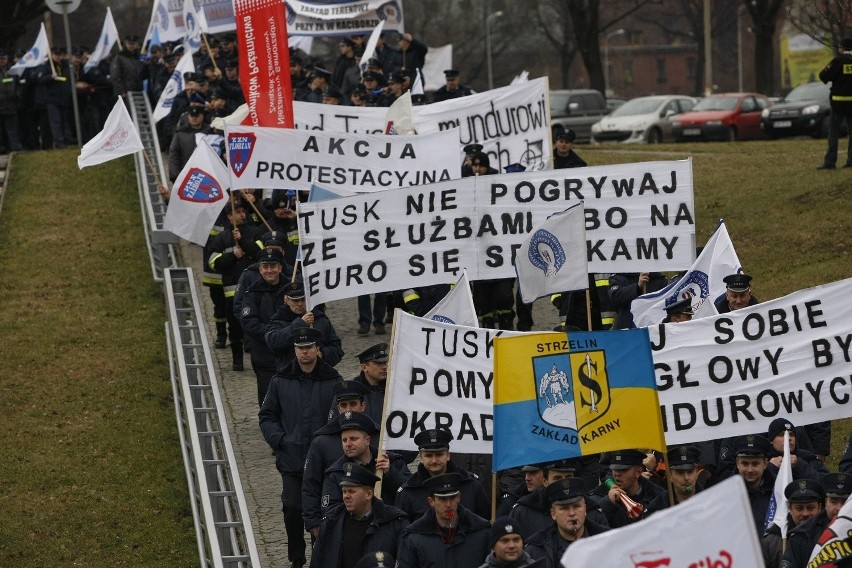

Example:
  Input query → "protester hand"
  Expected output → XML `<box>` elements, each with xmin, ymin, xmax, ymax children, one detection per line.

<box><xmin>375</xmin><ymin>452</ymin><xmax>390</xmax><ymax>473</ymax></box>
<box><xmin>309</xmin><ymin>527</ymin><xmax>319</xmax><ymax>539</ymax></box>
<box><xmin>638</xmin><ymin>273</ymin><xmax>650</xmax><ymax>287</ymax></box>
<box><xmin>607</xmin><ymin>485</ymin><xmax>624</xmax><ymax>505</ymax></box>
<box><xmin>157</xmin><ymin>184</ymin><xmax>170</xmax><ymax>202</ymax></box>
<box><xmin>302</xmin><ymin>312</ymin><xmax>315</xmax><ymax>326</ymax></box>
<box><xmin>233</xmin><ymin>245</ymin><xmax>244</xmax><ymax>259</ymax></box>
<box><xmin>232</xmin><ymin>227</ymin><xmax>241</xmax><ymax>241</ymax></box>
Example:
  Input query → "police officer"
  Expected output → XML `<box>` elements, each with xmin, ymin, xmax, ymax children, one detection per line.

<box><xmin>320</xmin><ymin>412</ymin><xmax>410</xmax><ymax>516</ymax></box>
<box><xmin>591</xmin><ymin>449</ymin><xmax>667</xmax><ymax>529</ymax></box>
<box><xmin>662</xmin><ymin>297</ymin><xmax>694</xmax><ymax>323</ymax></box>
<box><xmin>714</xmin><ymin>273</ymin><xmax>759</xmax><ymax>313</ymax></box>
<box><xmin>433</xmin><ymin>69</ymin><xmax>472</xmax><ymax>103</ymax></box>
<box><xmin>552</xmin><ymin>130</ymin><xmax>586</xmax><ymax>169</ymax></box>
<box><xmin>525</xmin><ymin>478</ymin><xmax>610</xmax><ymax>568</ymax></box>
<box><xmin>395</xmin><ymin>429</ymin><xmax>490</xmax><ymax>523</ymax></box>
<box><xmin>608</xmin><ymin>272</ymin><xmax>669</xmax><ymax>328</ymax></box>
<box><xmin>348</xmin><ymin>344</ymin><xmax>389</xmax><ymax>426</ymax></box>
<box><xmin>461</xmin><ymin>143</ymin><xmax>483</xmax><ymax>177</ymax></box>
<box><xmin>497</xmin><ymin>462</ymin><xmax>547</xmax><ymax>517</ymax></box>
<box><xmin>302</xmin><ymin>383</ymin><xmax>374</xmax><ymax>539</ymax></box>
<box><xmin>729</xmin><ymin>435</ymin><xmax>775</xmax><ymax>534</ymax></box>
<box><xmin>259</xmin><ymin>327</ymin><xmax>342</xmax><ymax>568</ymax></box>
<box><xmin>763</xmin><ymin>479</ymin><xmax>825</xmax><ymax>567</ymax></box>
<box><xmin>397</xmin><ymin>473</ymin><xmax>491</xmax><ymax>568</ymax></box>
<box><xmin>310</xmin><ymin>464</ymin><xmax>408</xmax><ymax>568</ymax></box>
<box><xmin>766</xmin><ymin>418</ymin><xmax>828</xmax><ymax>482</ymax></box>
<box><xmin>781</xmin><ymin>474</ymin><xmax>844</xmax><ymax>568</ymax></box>
<box><xmin>110</xmin><ymin>34</ymin><xmax>145</xmax><ymax>100</ymax></box>
<box><xmin>817</xmin><ymin>37</ymin><xmax>852</xmax><ymax>169</ymax></box>
<box><xmin>648</xmin><ymin>446</ymin><xmax>703</xmax><ymax>514</ymax></box>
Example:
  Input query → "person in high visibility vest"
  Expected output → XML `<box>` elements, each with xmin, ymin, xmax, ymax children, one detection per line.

<box><xmin>817</xmin><ymin>37</ymin><xmax>852</xmax><ymax>169</ymax></box>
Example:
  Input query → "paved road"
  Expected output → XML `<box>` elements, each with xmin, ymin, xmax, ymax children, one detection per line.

<box><xmin>181</xmin><ymin>241</ymin><xmax>563</xmax><ymax>567</ymax></box>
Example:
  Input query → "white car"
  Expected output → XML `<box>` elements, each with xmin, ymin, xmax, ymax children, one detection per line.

<box><xmin>591</xmin><ymin>95</ymin><xmax>697</xmax><ymax>143</ymax></box>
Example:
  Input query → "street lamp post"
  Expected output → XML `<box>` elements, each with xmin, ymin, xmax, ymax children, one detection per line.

<box><xmin>486</xmin><ymin>10</ymin><xmax>504</xmax><ymax>90</ymax></box>
<box><xmin>604</xmin><ymin>28</ymin><xmax>626</xmax><ymax>97</ymax></box>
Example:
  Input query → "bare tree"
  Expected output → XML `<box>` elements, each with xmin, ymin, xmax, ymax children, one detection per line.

<box><xmin>0</xmin><ymin>0</ymin><xmax>48</xmax><ymax>51</ymax></box>
<box><xmin>787</xmin><ymin>0</ymin><xmax>852</xmax><ymax>51</ymax></box>
<box><xmin>533</xmin><ymin>1</ymin><xmax>579</xmax><ymax>89</ymax></box>
<box><xmin>743</xmin><ymin>0</ymin><xmax>785</xmax><ymax>95</ymax></box>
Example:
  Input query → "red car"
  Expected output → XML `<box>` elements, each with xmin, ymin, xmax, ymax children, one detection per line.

<box><xmin>672</xmin><ymin>93</ymin><xmax>771</xmax><ymax>142</ymax></box>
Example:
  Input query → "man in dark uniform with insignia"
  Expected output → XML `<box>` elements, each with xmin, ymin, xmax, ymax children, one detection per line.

<box><xmin>591</xmin><ymin>449</ymin><xmax>666</xmax><ymax>528</ymax></box>
<box><xmin>433</xmin><ymin>69</ymin><xmax>473</xmax><ymax>103</ymax></box>
<box><xmin>461</xmin><ymin>143</ymin><xmax>483</xmax><ymax>177</ymax></box>
<box><xmin>310</xmin><ymin>464</ymin><xmax>408</xmax><ymax>568</ymax></box>
<box><xmin>661</xmin><ymin>297</ymin><xmax>694</xmax><ymax>323</ymax></box>
<box><xmin>349</xmin><ymin>344</ymin><xmax>389</xmax><ymax>425</ymax></box>
<box><xmin>525</xmin><ymin>478</ymin><xmax>610</xmax><ymax>568</ymax></box>
<box><xmin>552</xmin><ymin>130</ymin><xmax>586</xmax><ymax>169</ymax></box>
<box><xmin>782</xmin><ymin>473</ymin><xmax>848</xmax><ymax>567</ymax></box>
<box><xmin>397</xmin><ymin>473</ymin><xmax>491</xmax><ymax>568</ymax></box>
<box><xmin>259</xmin><ymin>327</ymin><xmax>342</xmax><ymax>568</ymax></box>
<box><xmin>303</xmin><ymin>382</ymin><xmax>373</xmax><ymax>539</ymax></box>
<box><xmin>648</xmin><ymin>446</ymin><xmax>703</xmax><ymax>514</ymax></box>
<box><xmin>497</xmin><ymin>462</ymin><xmax>547</xmax><ymax>517</ymax></box>
<box><xmin>817</xmin><ymin>37</ymin><xmax>852</xmax><ymax>169</ymax></box>
<box><xmin>714</xmin><ymin>273</ymin><xmax>759</xmax><ymax>313</ymax></box>
<box><xmin>320</xmin><ymin>412</ymin><xmax>410</xmax><ymax>517</ymax></box>
<box><xmin>729</xmin><ymin>435</ymin><xmax>776</xmax><ymax>534</ymax></box>
<box><xmin>479</xmin><ymin>517</ymin><xmax>536</xmax><ymax>568</ymax></box>
<box><xmin>395</xmin><ymin>429</ymin><xmax>490</xmax><ymax>523</ymax></box>
<box><xmin>763</xmin><ymin>479</ymin><xmax>825</xmax><ymax>567</ymax></box>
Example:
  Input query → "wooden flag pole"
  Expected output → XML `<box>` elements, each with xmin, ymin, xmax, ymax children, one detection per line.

<box><xmin>201</xmin><ymin>34</ymin><xmax>221</xmax><ymax>75</ymax></box>
<box><xmin>239</xmin><ymin>189</ymin><xmax>274</xmax><ymax>233</ymax></box>
<box><xmin>141</xmin><ymin>148</ymin><xmax>164</xmax><ymax>189</ymax></box>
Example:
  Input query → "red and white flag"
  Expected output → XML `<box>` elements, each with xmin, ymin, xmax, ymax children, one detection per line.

<box><xmin>234</xmin><ymin>0</ymin><xmax>293</xmax><ymax>127</ymax></box>
<box><xmin>77</xmin><ymin>99</ymin><xmax>144</xmax><ymax>169</ymax></box>
<box><xmin>561</xmin><ymin>476</ymin><xmax>764</xmax><ymax>568</ymax></box>
<box><xmin>384</xmin><ymin>91</ymin><xmax>415</xmax><ymax>135</ymax></box>
<box><xmin>163</xmin><ymin>143</ymin><xmax>230</xmax><ymax>245</ymax></box>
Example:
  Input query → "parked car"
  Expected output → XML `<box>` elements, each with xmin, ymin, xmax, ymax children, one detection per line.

<box><xmin>591</xmin><ymin>95</ymin><xmax>697</xmax><ymax>143</ymax></box>
<box><xmin>550</xmin><ymin>89</ymin><xmax>609</xmax><ymax>143</ymax></box>
<box><xmin>672</xmin><ymin>93</ymin><xmax>771</xmax><ymax>142</ymax></box>
<box><xmin>761</xmin><ymin>81</ymin><xmax>833</xmax><ymax>138</ymax></box>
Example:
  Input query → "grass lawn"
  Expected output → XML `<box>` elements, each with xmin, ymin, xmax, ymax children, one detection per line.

<box><xmin>0</xmin><ymin>149</ymin><xmax>197</xmax><ymax>566</ymax></box>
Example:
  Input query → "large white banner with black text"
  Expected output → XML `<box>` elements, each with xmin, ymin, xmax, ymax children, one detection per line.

<box><xmin>298</xmin><ymin>159</ymin><xmax>695</xmax><ymax>307</ymax></box>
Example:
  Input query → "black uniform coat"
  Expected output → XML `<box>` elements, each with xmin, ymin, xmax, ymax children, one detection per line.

<box><xmin>396</xmin><ymin>505</ymin><xmax>490</xmax><ymax>568</ymax></box>
<box><xmin>608</xmin><ymin>272</ymin><xmax>669</xmax><ymax>329</ymax></box>
<box><xmin>309</xmin><ymin>497</ymin><xmax>408</xmax><ymax>568</ymax></box>
<box><xmin>258</xmin><ymin>358</ymin><xmax>342</xmax><ymax>474</ymax></box>
<box><xmin>302</xmin><ymin>421</ymin><xmax>346</xmax><ymax>532</ymax></box>
<box><xmin>239</xmin><ymin>276</ymin><xmax>286</xmax><ymax>368</ymax></box>
<box><xmin>781</xmin><ymin>509</ymin><xmax>831</xmax><ymax>568</ymax></box>
<box><xmin>524</xmin><ymin>519</ymin><xmax>610</xmax><ymax>568</ymax></box>
<box><xmin>320</xmin><ymin>448</ymin><xmax>410</xmax><ymax>516</ymax></box>
<box><xmin>265</xmin><ymin>305</ymin><xmax>344</xmax><ymax>371</ymax></box>
<box><xmin>395</xmin><ymin>461</ymin><xmax>490</xmax><ymax>523</ymax></box>
<box><xmin>592</xmin><ymin>476</ymin><xmax>667</xmax><ymax>529</ymax></box>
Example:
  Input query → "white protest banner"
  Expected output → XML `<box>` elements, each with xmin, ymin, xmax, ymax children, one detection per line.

<box><xmin>422</xmin><ymin>44</ymin><xmax>452</xmax><ymax>91</ymax></box>
<box><xmin>145</xmin><ymin>0</ymin><xmax>236</xmax><ymax>44</ymax></box>
<box><xmin>631</xmin><ymin>220</ymin><xmax>741</xmax><ymax>327</ymax></box>
<box><xmin>423</xmin><ymin>270</ymin><xmax>478</xmax><ymax>328</ymax></box>
<box><xmin>285</xmin><ymin>0</ymin><xmax>403</xmax><ymax>36</ymax></box>
<box><xmin>562</xmin><ymin>476</ymin><xmax>764</xmax><ymax>568</ymax></box>
<box><xmin>153</xmin><ymin>52</ymin><xmax>195</xmax><ymax>123</ymax></box>
<box><xmin>293</xmin><ymin>77</ymin><xmax>551</xmax><ymax>171</ymax></box>
<box><xmin>298</xmin><ymin>159</ymin><xmax>694</xmax><ymax>307</ymax></box>
<box><xmin>77</xmin><ymin>99</ymin><xmax>144</xmax><ymax>169</ymax></box>
<box><xmin>383</xmin><ymin>310</ymin><xmax>521</xmax><ymax>453</ymax></box>
<box><xmin>225</xmin><ymin>125</ymin><xmax>459</xmax><ymax>192</ymax></box>
<box><xmin>651</xmin><ymin>277</ymin><xmax>852</xmax><ymax>445</ymax></box>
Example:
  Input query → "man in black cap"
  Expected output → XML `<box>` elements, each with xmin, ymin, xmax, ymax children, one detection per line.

<box><xmin>433</xmin><ymin>69</ymin><xmax>472</xmax><ymax>103</ymax></box>
<box><xmin>728</xmin><ymin>435</ymin><xmax>776</xmax><ymax>533</ymax></box>
<box><xmin>310</xmin><ymin>463</ymin><xmax>408</xmax><ymax>568</ymax></box>
<box><xmin>480</xmin><ymin>517</ymin><xmax>534</xmax><ymax>568</ymax></box>
<box><xmin>766</xmin><ymin>418</ymin><xmax>827</xmax><ymax>482</ymax></box>
<box><xmin>397</xmin><ymin>472</ymin><xmax>491</xmax><ymax>568</ymax></box>
<box><xmin>304</xmin><ymin>66</ymin><xmax>331</xmax><ymax>104</ymax></box>
<box><xmin>553</xmin><ymin>130</ymin><xmax>587</xmax><ymax>169</ymax></box>
<box><xmin>497</xmin><ymin>462</ymin><xmax>547</xmax><ymax>517</ymax></box>
<box><xmin>110</xmin><ymin>34</ymin><xmax>145</xmax><ymax>99</ymax></box>
<box><xmin>525</xmin><ymin>478</ymin><xmax>610</xmax><ymax>568</ymax></box>
<box><xmin>303</xmin><ymin>381</ymin><xmax>374</xmax><ymax>538</ymax></box>
<box><xmin>322</xmin><ymin>85</ymin><xmax>345</xmax><ymax>105</ymax></box>
<box><xmin>382</xmin><ymin>71</ymin><xmax>409</xmax><ymax>106</ymax></box>
<box><xmin>260</xmin><ymin>327</ymin><xmax>343</xmax><ymax>568</ymax></box>
<box><xmin>233</xmin><ymin>231</ymin><xmax>292</xmax><ymax>319</ymax></box>
<box><xmin>469</xmin><ymin>151</ymin><xmax>499</xmax><ymax>176</ymax></box>
<box><xmin>395</xmin><ymin>429</ymin><xmax>490</xmax><ymax>523</ymax></box>
<box><xmin>591</xmin><ymin>448</ymin><xmax>666</xmax><ymax>528</ymax></box>
<box><xmin>662</xmin><ymin>297</ymin><xmax>694</xmax><ymax>323</ymax></box>
<box><xmin>648</xmin><ymin>446</ymin><xmax>703</xmax><ymax>513</ymax></box>
<box><xmin>219</xmin><ymin>58</ymin><xmax>244</xmax><ymax>107</ymax></box>
<box><xmin>763</xmin><ymin>479</ymin><xmax>825</xmax><ymax>567</ymax></box>
<box><xmin>714</xmin><ymin>273</ymin><xmax>759</xmax><ymax>313</ymax></box>
<box><xmin>265</xmin><ymin>278</ymin><xmax>344</xmax><ymax>371</ymax></box>
<box><xmin>265</xmin><ymin>190</ymin><xmax>300</xmax><ymax>268</ymax></box>
<box><xmin>168</xmin><ymin>105</ymin><xmax>212</xmax><ymax>182</ymax></box>
<box><xmin>33</xmin><ymin>46</ymin><xmax>74</xmax><ymax>149</ymax></box>
<box><xmin>239</xmin><ymin>248</ymin><xmax>288</xmax><ymax>404</ymax></box>
<box><xmin>332</xmin><ymin>38</ymin><xmax>357</xmax><ymax>89</ymax></box>
<box><xmin>782</xmin><ymin>475</ymin><xmax>846</xmax><ymax>568</ymax></box>
<box><xmin>320</xmin><ymin>412</ymin><xmax>410</xmax><ymax>516</ymax></box>
<box><xmin>817</xmin><ymin>37</ymin><xmax>852</xmax><ymax>169</ymax></box>
<box><xmin>461</xmin><ymin>143</ymin><xmax>484</xmax><ymax>177</ymax></box>
<box><xmin>608</xmin><ymin>272</ymin><xmax>669</xmax><ymax>329</ymax></box>
<box><xmin>350</xmin><ymin>344</ymin><xmax>389</xmax><ymax>425</ymax></box>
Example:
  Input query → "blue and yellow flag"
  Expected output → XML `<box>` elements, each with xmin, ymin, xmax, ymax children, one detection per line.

<box><xmin>493</xmin><ymin>328</ymin><xmax>666</xmax><ymax>471</ymax></box>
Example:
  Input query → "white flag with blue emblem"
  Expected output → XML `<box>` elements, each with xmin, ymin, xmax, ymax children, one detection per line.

<box><xmin>630</xmin><ymin>220</ymin><xmax>741</xmax><ymax>328</ymax></box>
<box><xmin>8</xmin><ymin>23</ymin><xmax>50</xmax><ymax>77</ymax></box>
<box><xmin>77</xmin><ymin>98</ymin><xmax>144</xmax><ymax>169</ymax></box>
<box><xmin>423</xmin><ymin>269</ymin><xmax>478</xmax><ymax>327</ymax></box>
<box><xmin>84</xmin><ymin>8</ymin><xmax>120</xmax><ymax>73</ymax></box>
<box><xmin>182</xmin><ymin>0</ymin><xmax>205</xmax><ymax>54</ymax></box>
<box><xmin>765</xmin><ymin>429</ymin><xmax>793</xmax><ymax>536</ymax></box>
<box><xmin>163</xmin><ymin>142</ymin><xmax>230</xmax><ymax>245</ymax></box>
<box><xmin>152</xmin><ymin>51</ymin><xmax>195</xmax><ymax>123</ymax></box>
<box><xmin>515</xmin><ymin>202</ymin><xmax>588</xmax><ymax>303</ymax></box>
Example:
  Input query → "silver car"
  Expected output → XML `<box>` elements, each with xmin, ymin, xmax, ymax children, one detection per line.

<box><xmin>591</xmin><ymin>95</ymin><xmax>697</xmax><ymax>143</ymax></box>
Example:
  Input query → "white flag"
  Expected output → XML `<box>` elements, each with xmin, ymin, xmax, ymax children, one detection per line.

<box><xmin>77</xmin><ymin>99</ymin><xmax>144</xmax><ymax>169</ymax></box>
<box><xmin>411</xmin><ymin>69</ymin><xmax>425</xmax><ymax>97</ymax></box>
<box><xmin>562</xmin><ymin>476</ymin><xmax>765</xmax><ymax>568</ymax></box>
<box><xmin>359</xmin><ymin>20</ymin><xmax>385</xmax><ymax>74</ymax></box>
<box><xmin>808</xmin><ymin>495</ymin><xmax>852</xmax><ymax>566</ymax></box>
<box><xmin>765</xmin><ymin>430</ymin><xmax>793</xmax><ymax>536</ymax></box>
<box><xmin>510</xmin><ymin>71</ymin><xmax>529</xmax><ymax>85</ymax></box>
<box><xmin>84</xmin><ymin>8</ymin><xmax>120</xmax><ymax>73</ymax></box>
<box><xmin>8</xmin><ymin>23</ymin><xmax>50</xmax><ymax>77</ymax></box>
<box><xmin>384</xmin><ymin>91</ymin><xmax>415</xmax><ymax>135</ymax></box>
<box><xmin>182</xmin><ymin>0</ymin><xmax>204</xmax><ymax>54</ymax></box>
<box><xmin>423</xmin><ymin>269</ymin><xmax>478</xmax><ymax>327</ymax></box>
<box><xmin>515</xmin><ymin>203</ymin><xmax>588</xmax><ymax>304</ymax></box>
<box><xmin>153</xmin><ymin>52</ymin><xmax>195</xmax><ymax>123</ymax></box>
<box><xmin>163</xmin><ymin>142</ymin><xmax>230</xmax><ymax>245</ymax></box>
<box><xmin>630</xmin><ymin>220</ymin><xmax>741</xmax><ymax>328</ymax></box>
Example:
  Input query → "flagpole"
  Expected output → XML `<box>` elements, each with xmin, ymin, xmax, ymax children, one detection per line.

<box><xmin>238</xmin><ymin>189</ymin><xmax>273</xmax><ymax>233</ymax></box>
<box><xmin>374</xmin><ymin>308</ymin><xmax>399</xmax><ymax>499</ymax></box>
<box><xmin>201</xmin><ymin>34</ymin><xmax>221</xmax><ymax>76</ymax></box>
<box><xmin>491</xmin><ymin>473</ymin><xmax>497</xmax><ymax>521</ymax></box>
<box><xmin>585</xmin><ymin>289</ymin><xmax>593</xmax><ymax>331</ymax></box>
<box><xmin>291</xmin><ymin>192</ymin><xmax>303</xmax><ymax>283</ymax></box>
<box><xmin>141</xmin><ymin>148</ymin><xmax>164</xmax><ymax>188</ymax></box>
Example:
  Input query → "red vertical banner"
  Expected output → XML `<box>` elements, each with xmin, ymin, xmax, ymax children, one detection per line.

<box><xmin>234</xmin><ymin>0</ymin><xmax>294</xmax><ymax>127</ymax></box>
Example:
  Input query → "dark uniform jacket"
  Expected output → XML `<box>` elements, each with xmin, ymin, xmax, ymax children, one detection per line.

<box><xmin>309</xmin><ymin>497</ymin><xmax>408</xmax><ymax>568</ymax></box>
<box><xmin>497</xmin><ymin>480</ymin><xmax>528</xmax><ymax>517</ymax></box>
<box><xmin>239</xmin><ymin>276</ymin><xmax>286</xmax><ymax>368</ymax></box>
<box><xmin>820</xmin><ymin>51</ymin><xmax>852</xmax><ymax>111</ymax></box>
<box><xmin>110</xmin><ymin>49</ymin><xmax>145</xmax><ymax>97</ymax></box>
<box><xmin>553</xmin><ymin>150</ymin><xmax>587</xmax><ymax>169</ymax></box>
<box><xmin>767</xmin><ymin>447</ymin><xmax>828</xmax><ymax>482</ymax></box>
<box><xmin>781</xmin><ymin>509</ymin><xmax>831</xmax><ymax>568</ymax></box>
<box><xmin>233</xmin><ymin>261</ymin><xmax>295</xmax><ymax>322</ymax></box>
<box><xmin>608</xmin><ymin>272</ymin><xmax>669</xmax><ymax>329</ymax></box>
<box><xmin>432</xmin><ymin>84</ymin><xmax>472</xmax><ymax>103</ymax></box>
<box><xmin>510</xmin><ymin>490</ymin><xmax>609</xmax><ymax>536</ymax></box>
<box><xmin>714</xmin><ymin>294</ymin><xmax>760</xmax><ymax>313</ymax></box>
<box><xmin>592</xmin><ymin>476</ymin><xmax>667</xmax><ymax>528</ymax></box>
<box><xmin>208</xmin><ymin>222</ymin><xmax>264</xmax><ymax>297</ymax></box>
<box><xmin>303</xmin><ymin>421</ymin><xmax>347</xmax><ymax>532</ymax></box>
<box><xmin>34</xmin><ymin>60</ymin><xmax>72</xmax><ymax>107</ymax></box>
<box><xmin>258</xmin><ymin>358</ymin><xmax>342</xmax><ymax>474</ymax></box>
<box><xmin>744</xmin><ymin>470</ymin><xmax>777</xmax><ymax>535</ymax></box>
<box><xmin>525</xmin><ymin>519</ymin><xmax>610</xmax><ymax>568</ymax></box>
<box><xmin>167</xmin><ymin>119</ymin><xmax>214</xmax><ymax>181</ymax></box>
<box><xmin>320</xmin><ymin>448</ymin><xmax>411</xmax><ymax>516</ymax></box>
<box><xmin>265</xmin><ymin>305</ymin><xmax>344</xmax><ymax>371</ymax></box>
<box><xmin>397</xmin><ymin>505</ymin><xmax>490</xmax><ymax>568</ymax></box>
<box><xmin>395</xmin><ymin>461</ymin><xmax>490</xmax><ymax>523</ymax></box>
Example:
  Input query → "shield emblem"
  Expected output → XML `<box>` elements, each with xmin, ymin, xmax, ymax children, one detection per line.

<box><xmin>177</xmin><ymin>168</ymin><xmax>225</xmax><ymax>203</ymax></box>
<box><xmin>533</xmin><ymin>354</ymin><xmax>576</xmax><ymax>429</ymax></box>
<box><xmin>568</xmin><ymin>350</ymin><xmax>611</xmax><ymax>432</ymax></box>
<box><xmin>228</xmin><ymin>132</ymin><xmax>257</xmax><ymax>177</ymax></box>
